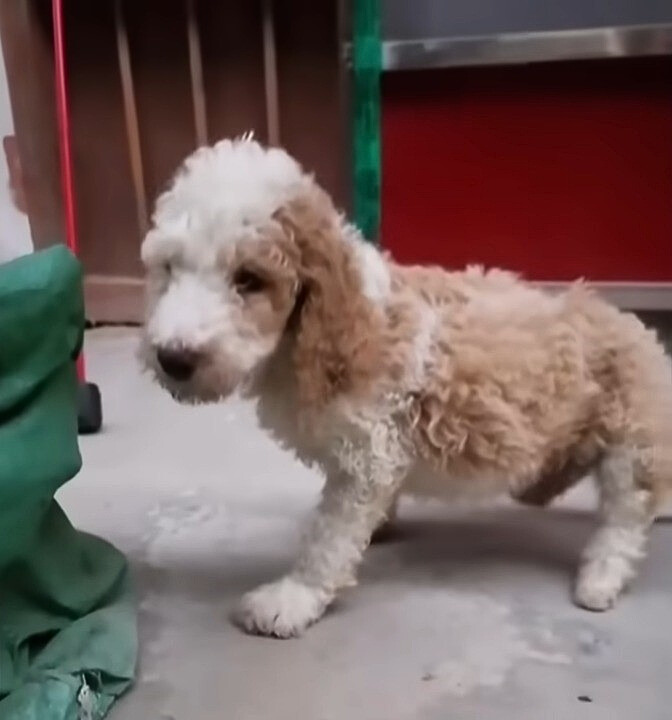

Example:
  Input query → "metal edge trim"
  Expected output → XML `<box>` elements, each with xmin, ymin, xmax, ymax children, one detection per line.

<box><xmin>363</xmin><ymin>23</ymin><xmax>672</xmax><ymax>70</ymax></box>
<box><xmin>535</xmin><ymin>281</ymin><xmax>672</xmax><ymax>310</ymax></box>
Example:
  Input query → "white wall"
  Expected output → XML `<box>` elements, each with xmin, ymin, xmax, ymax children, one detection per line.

<box><xmin>0</xmin><ymin>49</ymin><xmax>32</xmax><ymax>264</ymax></box>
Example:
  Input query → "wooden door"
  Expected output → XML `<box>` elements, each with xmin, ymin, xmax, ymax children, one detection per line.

<box><xmin>1</xmin><ymin>0</ymin><xmax>349</xmax><ymax>322</ymax></box>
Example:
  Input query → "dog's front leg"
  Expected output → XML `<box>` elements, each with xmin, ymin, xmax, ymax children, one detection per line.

<box><xmin>234</xmin><ymin>433</ymin><xmax>408</xmax><ymax>638</ymax></box>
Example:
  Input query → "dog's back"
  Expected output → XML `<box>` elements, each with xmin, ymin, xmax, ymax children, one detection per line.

<box><xmin>392</xmin><ymin>263</ymin><xmax>672</xmax><ymax>504</ymax></box>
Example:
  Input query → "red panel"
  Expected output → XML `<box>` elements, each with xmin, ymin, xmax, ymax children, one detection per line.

<box><xmin>381</xmin><ymin>57</ymin><xmax>672</xmax><ymax>281</ymax></box>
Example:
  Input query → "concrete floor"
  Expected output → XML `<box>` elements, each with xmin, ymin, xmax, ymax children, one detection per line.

<box><xmin>58</xmin><ymin>328</ymin><xmax>672</xmax><ymax>720</ymax></box>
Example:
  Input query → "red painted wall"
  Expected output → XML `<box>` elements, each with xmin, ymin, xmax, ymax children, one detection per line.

<box><xmin>381</xmin><ymin>57</ymin><xmax>672</xmax><ymax>281</ymax></box>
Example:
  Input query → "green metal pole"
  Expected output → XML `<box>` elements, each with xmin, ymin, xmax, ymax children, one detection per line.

<box><xmin>352</xmin><ymin>0</ymin><xmax>381</xmax><ymax>243</ymax></box>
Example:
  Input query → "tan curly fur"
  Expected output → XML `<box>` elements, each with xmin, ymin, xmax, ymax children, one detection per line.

<box><xmin>143</xmin><ymin>137</ymin><xmax>672</xmax><ymax>636</ymax></box>
<box><xmin>396</xmin><ymin>271</ymin><xmax>672</xmax><ymax>503</ymax></box>
<box><xmin>265</xmin><ymin>202</ymin><xmax>672</xmax><ymax>509</ymax></box>
<box><xmin>274</xmin><ymin>188</ymin><xmax>389</xmax><ymax>412</ymax></box>
<box><xmin>273</xmin><ymin>215</ymin><xmax>672</xmax><ymax>507</ymax></box>
<box><xmin>256</xmin><ymin>182</ymin><xmax>672</xmax><ymax>627</ymax></box>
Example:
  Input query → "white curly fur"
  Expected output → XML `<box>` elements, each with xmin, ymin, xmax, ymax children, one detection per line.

<box><xmin>141</xmin><ymin>137</ymin><xmax>672</xmax><ymax>638</ymax></box>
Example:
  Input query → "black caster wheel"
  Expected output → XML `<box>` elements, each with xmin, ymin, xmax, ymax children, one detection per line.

<box><xmin>77</xmin><ymin>381</ymin><xmax>103</xmax><ymax>434</ymax></box>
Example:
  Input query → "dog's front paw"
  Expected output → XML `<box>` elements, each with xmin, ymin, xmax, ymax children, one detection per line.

<box><xmin>233</xmin><ymin>577</ymin><xmax>329</xmax><ymax>638</ymax></box>
<box><xmin>574</xmin><ymin>560</ymin><xmax>627</xmax><ymax>612</ymax></box>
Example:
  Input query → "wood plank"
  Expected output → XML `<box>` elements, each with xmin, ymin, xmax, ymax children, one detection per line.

<box><xmin>115</xmin><ymin>0</ymin><xmax>149</xmax><ymax>237</ymax></box>
<box><xmin>261</xmin><ymin>0</ymin><xmax>280</xmax><ymax>145</ymax></box>
<box><xmin>274</xmin><ymin>0</ymin><xmax>347</xmax><ymax>206</ymax></box>
<box><xmin>64</xmin><ymin>0</ymin><xmax>141</xmax><ymax>277</ymax></box>
<box><xmin>84</xmin><ymin>274</ymin><xmax>144</xmax><ymax>324</ymax></box>
<box><xmin>198</xmin><ymin>0</ymin><xmax>267</xmax><ymax>142</ymax></box>
<box><xmin>186</xmin><ymin>0</ymin><xmax>208</xmax><ymax>146</ymax></box>
<box><xmin>123</xmin><ymin>0</ymin><xmax>195</xmax><ymax>205</ymax></box>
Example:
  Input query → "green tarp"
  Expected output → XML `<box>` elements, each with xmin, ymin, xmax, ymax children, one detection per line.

<box><xmin>0</xmin><ymin>246</ymin><xmax>136</xmax><ymax>719</ymax></box>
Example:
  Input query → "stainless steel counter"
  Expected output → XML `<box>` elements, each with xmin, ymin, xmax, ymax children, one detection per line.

<box><xmin>382</xmin><ymin>23</ymin><xmax>672</xmax><ymax>71</ymax></box>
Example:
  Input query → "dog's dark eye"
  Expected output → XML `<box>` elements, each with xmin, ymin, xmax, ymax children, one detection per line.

<box><xmin>233</xmin><ymin>268</ymin><xmax>265</xmax><ymax>294</ymax></box>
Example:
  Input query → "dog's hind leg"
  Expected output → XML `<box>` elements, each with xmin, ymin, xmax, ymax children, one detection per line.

<box><xmin>574</xmin><ymin>447</ymin><xmax>658</xmax><ymax>611</ymax></box>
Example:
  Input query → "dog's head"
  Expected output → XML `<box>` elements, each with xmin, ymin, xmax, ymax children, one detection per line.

<box><xmin>141</xmin><ymin>136</ymin><xmax>388</xmax><ymax>405</ymax></box>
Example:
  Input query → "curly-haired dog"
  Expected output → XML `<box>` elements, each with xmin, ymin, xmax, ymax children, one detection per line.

<box><xmin>141</xmin><ymin>136</ymin><xmax>672</xmax><ymax>638</ymax></box>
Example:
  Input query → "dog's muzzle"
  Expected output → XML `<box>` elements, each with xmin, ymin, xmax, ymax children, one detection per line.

<box><xmin>156</xmin><ymin>346</ymin><xmax>200</xmax><ymax>381</ymax></box>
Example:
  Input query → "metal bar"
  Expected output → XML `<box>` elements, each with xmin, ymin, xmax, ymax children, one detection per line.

<box><xmin>186</xmin><ymin>0</ymin><xmax>208</xmax><ymax>146</ymax></box>
<box><xmin>352</xmin><ymin>0</ymin><xmax>381</xmax><ymax>242</ymax></box>
<box><xmin>261</xmin><ymin>0</ymin><xmax>280</xmax><ymax>145</ymax></box>
<box><xmin>536</xmin><ymin>282</ymin><xmax>672</xmax><ymax>311</ymax></box>
<box><xmin>114</xmin><ymin>0</ymin><xmax>148</xmax><ymax>236</ymax></box>
<box><xmin>52</xmin><ymin>0</ymin><xmax>86</xmax><ymax>380</ymax></box>
<box><xmin>52</xmin><ymin>0</ymin><xmax>79</xmax><ymax>256</ymax></box>
<box><xmin>357</xmin><ymin>23</ymin><xmax>672</xmax><ymax>71</ymax></box>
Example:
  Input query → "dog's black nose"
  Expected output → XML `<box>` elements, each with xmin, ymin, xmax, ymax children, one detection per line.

<box><xmin>156</xmin><ymin>347</ymin><xmax>198</xmax><ymax>381</ymax></box>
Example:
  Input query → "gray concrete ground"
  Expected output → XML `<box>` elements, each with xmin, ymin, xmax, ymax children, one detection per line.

<box><xmin>58</xmin><ymin>328</ymin><xmax>672</xmax><ymax>720</ymax></box>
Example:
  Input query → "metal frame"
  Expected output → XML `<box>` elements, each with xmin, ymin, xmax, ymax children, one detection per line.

<box><xmin>535</xmin><ymin>282</ymin><xmax>672</xmax><ymax>311</ymax></box>
<box><xmin>368</xmin><ymin>23</ymin><xmax>672</xmax><ymax>71</ymax></box>
<box><xmin>368</xmin><ymin>22</ymin><xmax>672</xmax><ymax>308</ymax></box>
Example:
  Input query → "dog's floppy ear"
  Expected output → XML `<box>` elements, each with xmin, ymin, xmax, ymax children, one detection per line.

<box><xmin>274</xmin><ymin>186</ymin><xmax>385</xmax><ymax>411</ymax></box>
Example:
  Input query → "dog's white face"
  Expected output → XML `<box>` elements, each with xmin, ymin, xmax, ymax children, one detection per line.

<box><xmin>140</xmin><ymin>138</ymin><xmax>306</xmax><ymax>402</ymax></box>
